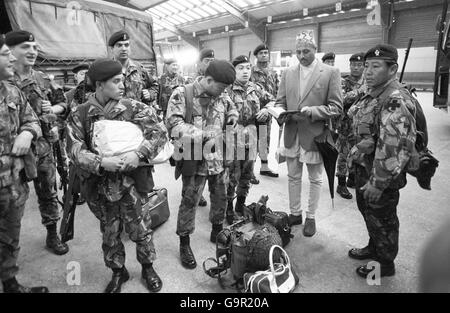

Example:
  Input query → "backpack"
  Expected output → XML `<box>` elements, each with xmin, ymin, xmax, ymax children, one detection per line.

<box><xmin>376</xmin><ymin>85</ymin><xmax>439</xmax><ymax>190</ymax></box>
<box><xmin>399</xmin><ymin>87</ymin><xmax>439</xmax><ymax>190</ymax></box>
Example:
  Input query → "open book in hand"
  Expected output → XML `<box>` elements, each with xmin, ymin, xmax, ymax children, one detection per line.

<box><xmin>267</xmin><ymin>107</ymin><xmax>300</xmax><ymax>119</ymax></box>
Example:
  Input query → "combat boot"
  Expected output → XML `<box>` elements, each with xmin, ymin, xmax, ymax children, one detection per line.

<box><xmin>46</xmin><ymin>223</ymin><xmax>69</xmax><ymax>255</ymax></box>
<box><xmin>337</xmin><ymin>176</ymin><xmax>352</xmax><ymax>199</ymax></box>
<box><xmin>210</xmin><ymin>223</ymin><xmax>223</xmax><ymax>243</ymax></box>
<box><xmin>2</xmin><ymin>277</ymin><xmax>49</xmax><ymax>293</ymax></box>
<box><xmin>104</xmin><ymin>266</ymin><xmax>130</xmax><ymax>293</ymax></box>
<box><xmin>226</xmin><ymin>200</ymin><xmax>235</xmax><ymax>225</ymax></box>
<box><xmin>356</xmin><ymin>262</ymin><xmax>395</xmax><ymax>278</ymax></box>
<box><xmin>235</xmin><ymin>196</ymin><xmax>246</xmax><ymax>216</ymax></box>
<box><xmin>348</xmin><ymin>246</ymin><xmax>375</xmax><ymax>260</ymax></box>
<box><xmin>179</xmin><ymin>236</ymin><xmax>196</xmax><ymax>269</ymax></box>
<box><xmin>142</xmin><ymin>264</ymin><xmax>163</xmax><ymax>293</ymax></box>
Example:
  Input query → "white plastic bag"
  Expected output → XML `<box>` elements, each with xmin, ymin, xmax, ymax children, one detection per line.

<box><xmin>93</xmin><ymin>120</ymin><xmax>144</xmax><ymax>157</ymax></box>
<box><xmin>148</xmin><ymin>140</ymin><xmax>174</xmax><ymax>165</ymax></box>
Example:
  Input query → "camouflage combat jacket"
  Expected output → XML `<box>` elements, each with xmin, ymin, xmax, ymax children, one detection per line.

<box><xmin>66</xmin><ymin>94</ymin><xmax>168</xmax><ymax>201</ymax></box>
<box><xmin>338</xmin><ymin>75</ymin><xmax>367</xmax><ymax>138</ymax></box>
<box><xmin>348</xmin><ymin>79</ymin><xmax>416</xmax><ymax>190</ymax></box>
<box><xmin>227</xmin><ymin>81</ymin><xmax>275</xmax><ymax>153</ymax></box>
<box><xmin>12</xmin><ymin>70</ymin><xmax>67</xmax><ymax>157</ymax></box>
<box><xmin>158</xmin><ymin>72</ymin><xmax>185</xmax><ymax>112</ymax></box>
<box><xmin>0</xmin><ymin>81</ymin><xmax>41</xmax><ymax>188</ymax></box>
<box><xmin>123</xmin><ymin>59</ymin><xmax>159</xmax><ymax>105</ymax></box>
<box><xmin>250</xmin><ymin>65</ymin><xmax>279</xmax><ymax>98</ymax></box>
<box><xmin>165</xmin><ymin>80</ymin><xmax>238</xmax><ymax>176</ymax></box>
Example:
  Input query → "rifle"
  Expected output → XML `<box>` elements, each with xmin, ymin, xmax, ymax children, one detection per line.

<box><xmin>53</xmin><ymin>141</ymin><xmax>68</xmax><ymax>205</ymax></box>
<box><xmin>59</xmin><ymin>163</ymin><xmax>80</xmax><ymax>243</ymax></box>
<box><xmin>399</xmin><ymin>38</ymin><xmax>413</xmax><ymax>83</ymax></box>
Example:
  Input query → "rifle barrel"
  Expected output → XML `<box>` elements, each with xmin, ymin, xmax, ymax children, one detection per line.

<box><xmin>399</xmin><ymin>38</ymin><xmax>413</xmax><ymax>83</ymax></box>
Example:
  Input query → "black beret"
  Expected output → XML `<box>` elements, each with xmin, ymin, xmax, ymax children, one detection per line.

<box><xmin>205</xmin><ymin>60</ymin><xmax>236</xmax><ymax>85</ymax></box>
<box><xmin>349</xmin><ymin>52</ymin><xmax>365</xmax><ymax>62</ymax></box>
<box><xmin>5</xmin><ymin>30</ymin><xmax>35</xmax><ymax>47</ymax></box>
<box><xmin>322</xmin><ymin>52</ymin><xmax>335</xmax><ymax>62</ymax></box>
<box><xmin>253</xmin><ymin>43</ymin><xmax>269</xmax><ymax>56</ymax></box>
<box><xmin>87</xmin><ymin>59</ymin><xmax>122</xmax><ymax>84</ymax></box>
<box><xmin>0</xmin><ymin>34</ymin><xmax>5</xmax><ymax>49</ymax></box>
<box><xmin>364</xmin><ymin>44</ymin><xmax>398</xmax><ymax>62</ymax></box>
<box><xmin>72</xmin><ymin>63</ymin><xmax>89</xmax><ymax>74</ymax></box>
<box><xmin>232</xmin><ymin>55</ymin><xmax>250</xmax><ymax>67</ymax></box>
<box><xmin>108</xmin><ymin>30</ymin><xmax>130</xmax><ymax>47</ymax></box>
<box><xmin>199</xmin><ymin>48</ymin><xmax>214</xmax><ymax>61</ymax></box>
<box><xmin>164</xmin><ymin>58</ymin><xmax>177</xmax><ymax>65</ymax></box>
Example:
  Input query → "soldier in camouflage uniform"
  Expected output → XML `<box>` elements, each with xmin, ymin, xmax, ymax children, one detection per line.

<box><xmin>66</xmin><ymin>59</ymin><xmax>167</xmax><ymax>293</ymax></box>
<box><xmin>194</xmin><ymin>48</ymin><xmax>215</xmax><ymax>80</ymax></box>
<box><xmin>65</xmin><ymin>63</ymin><xmax>89</xmax><ymax>108</ymax></box>
<box><xmin>108</xmin><ymin>30</ymin><xmax>159</xmax><ymax>108</ymax></box>
<box><xmin>347</xmin><ymin>44</ymin><xmax>416</xmax><ymax>278</ymax></box>
<box><xmin>251</xmin><ymin>44</ymin><xmax>280</xmax><ymax>180</ymax></box>
<box><xmin>166</xmin><ymin>60</ymin><xmax>238</xmax><ymax>270</ymax></box>
<box><xmin>226</xmin><ymin>55</ymin><xmax>275</xmax><ymax>225</ymax></box>
<box><xmin>158</xmin><ymin>58</ymin><xmax>185</xmax><ymax>118</ymax></box>
<box><xmin>6</xmin><ymin>30</ymin><xmax>69</xmax><ymax>255</ymax></box>
<box><xmin>188</xmin><ymin>48</ymin><xmax>216</xmax><ymax>208</ymax></box>
<box><xmin>0</xmin><ymin>37</ymin><xmax>49</xmax><ymax>293</ymax></box>
<box><xmin>335</xmin><ymin>52</ymin><xmax>366</xmax><ymax>199</ymax></box>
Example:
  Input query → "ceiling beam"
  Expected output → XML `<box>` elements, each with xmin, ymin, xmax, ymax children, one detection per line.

<box><xmin>152</xmin><ymin>18</ymin><xmax>200</xmax><ymax>48</ymax></box>
<box><xmin>211</xmin><ymin>0</ymin><xmax>265</xmax><ymax>42</ymax></box>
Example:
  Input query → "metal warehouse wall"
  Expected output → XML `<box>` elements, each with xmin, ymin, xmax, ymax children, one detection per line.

<box><xmin>320</xmin><ymin>17</ymin><xmax>382</xmax><ymax>54</ymax></box>
<box><xmin>268</xmin><ymin>25</ymin><xmax>319</xmax><ymax>52</ymax></box>
<box><xmin>231</xmin><ymin>33</ymin><xmax>261</xmax><ymax>59</ymax></box>
<box><xmin>389</xmin><ymin>4</ymin><xmax>441</xmax><ymax>48</ymax></box>
<box><xmin>201</xmin><ymin>37</ymin><xmax>230</xmax><ymax>60</ymax></box>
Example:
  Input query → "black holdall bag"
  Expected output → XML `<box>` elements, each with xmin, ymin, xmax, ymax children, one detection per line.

<box><xmin>141</xmin><ymin>188</ymin><xmax>170</xmax><ymax>230</ymax></box>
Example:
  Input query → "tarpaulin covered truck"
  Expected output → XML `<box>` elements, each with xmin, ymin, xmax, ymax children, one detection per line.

<box><xmin>0</xmin><ymin>0</ymin><xmax>157</xmax><ymax>88</ymax></box>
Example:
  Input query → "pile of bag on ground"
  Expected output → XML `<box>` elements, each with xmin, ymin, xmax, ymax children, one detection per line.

<box><xmin>203</xmin><ymin>195</ymin><xmax>299</xmax><ymax>293</ymax></box>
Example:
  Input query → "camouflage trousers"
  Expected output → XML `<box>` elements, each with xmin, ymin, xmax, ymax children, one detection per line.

<box><xmin>86</xmin><ymin>186</ymin><xmax>156</xmax><ymax>269</ymax></box>
<box><xmin>0</xmin><ymin>178</ymin><xmax>29</xmax><ymax>281</ymax></box>
<box><xmin>177</xmin><ymin>170</ymin><xmax>228</xmax><ymax>237</ymax></box>
<box><xmin>336</xmin><ymin>134</ymin><xmax>351</xmax><ymax>178</ymax></box>
<box><xmin>227</xmin><ymin>159</ymin><xmax>254</xmax><ymax>200</ymax></box>
<box><xmin>355</xmin><ymin>165</ymin><xmax>399</xmax><ymax>265</ymax></box>
<box><xmin>33</xmin><ymin>151</ymin><xmax>60</xmax><ymax>226</ymax></box>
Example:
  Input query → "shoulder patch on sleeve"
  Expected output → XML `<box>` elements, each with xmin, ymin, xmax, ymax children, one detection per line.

<box><xmin>386</xmin><ymin>98</ymin><xmax>401</xmax><ymax>112</ymax></box>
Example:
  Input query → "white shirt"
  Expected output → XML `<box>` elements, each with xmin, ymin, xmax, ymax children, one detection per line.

<box><xmin>300</xmin><ymin>59</ymin><xmax>318</xmax><ymax>100</ymax></box>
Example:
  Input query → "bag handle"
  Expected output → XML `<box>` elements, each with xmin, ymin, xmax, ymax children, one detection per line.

<box><xmin>268</xmin><ymin>245</ymin><xmax>291</xmax><ymax>278</ymax></box>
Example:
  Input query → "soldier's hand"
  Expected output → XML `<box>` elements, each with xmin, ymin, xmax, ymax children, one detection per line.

<box><xmin>120</xmin><ymin>152</ymin><xmax>140</xmax><ymax>172</ymax></box>
<box><xmin>101</xmin><ymin>156</ymin><xmax>125</xmax><ymax>172</ymax></box>
<box><xmin>41</xmin><ymin>100</ymin><xmax>52</xmax><ymax>114</ymax></box>
<box><xmin>256</xmin><ymin>108</ymin><xmax>269</xmax><ymax>122</ymax></box>
<box><xmin>226</xmin><ymin>116</ymin><xmax>238</xmax><ymax>129</ymax></box>
<box><xmin>142</xmin><ymin>89</ymin><xmax>151</xmax><ymax>101</ymax></box>
<box><xmin>11</xmin><ymin>131</ymin><xmax>34</xmax><ymax>156</ymax></box>
<box><xmin>361</xmin><ymin>183</ymin><xmax>383</xmax><ymax>203</ymax></box>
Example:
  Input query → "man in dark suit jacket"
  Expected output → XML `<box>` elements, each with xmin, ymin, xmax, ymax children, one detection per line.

<box><xmin>262</xmin><ymin>31</ymin><xmax>342</xmax><ymax>237</ymax></box>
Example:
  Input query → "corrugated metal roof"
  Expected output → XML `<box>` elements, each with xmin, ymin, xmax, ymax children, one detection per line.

<box><xmin>104</xmin><ymin>0</ymin><xmax>381</xmax><ymax>41</ymax></box>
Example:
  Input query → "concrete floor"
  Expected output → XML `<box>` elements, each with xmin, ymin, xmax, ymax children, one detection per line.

<box><xmin>3</xmin><ymin>92</ymin><xmax>450</xmax><ymax>293</ymax></box>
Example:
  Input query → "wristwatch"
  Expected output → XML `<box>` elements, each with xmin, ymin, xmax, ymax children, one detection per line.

<box><xmin>135</xmin><ymin>150</ymin><xmax>146</xmax><ymax>161</ymax></box>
